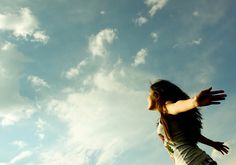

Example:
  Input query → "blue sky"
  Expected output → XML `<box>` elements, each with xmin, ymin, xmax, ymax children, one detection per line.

<box><xmin>0</xmin><ymin>0</ymin><xmax>236</xmax><ymax>164</ymax></box>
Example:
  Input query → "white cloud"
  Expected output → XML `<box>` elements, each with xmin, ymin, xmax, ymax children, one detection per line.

<box><xmin>150</xmin><ymin>32</ymin><xmax>158</xmax><ymax>42</ymax></box>
<box><xmin>88</xmin><ymin>28</ymin><xmax>117</xmax><ymax>57</ymax></box>
<box><xmin>100</xmin><ymin>10</ymin><xmax>105</xmax><ymax>15</ymax></box>
<box><xmin>193</xmin><ymin>11</ymin><xmax>199</xmax><ymax>17</ymax></box>
<box><xmin>0</xmin><ymin>8</ymin><xmax>49</xmax><ymax>43</ymax></box>
<box><xmin>132</xmin><ymin>48</ymin><xmax>148</xmax><ymax>66</ymax></box>
<box><xmin>191</xmin><ymin>38</ymin><xmax>202</xmax><ymax>45</ymax></box>
<box><xmin>134</xmin><ymin>16</ymin><xmax>148</xmax><ymax>26</ymax></box>
<box><xmin>0</xmin><ymin>106</ymin><xmax>34</xmax><ymax>127</ymax></box>
<box><xmin>65</xmin><ymin>59</ymin><xmax>87</xmax><ymax>79</ymax></box>
<box><xmin>40</xmin><ymin>64</ymin><xmax>153</xmax><ymax>165</ymax></box>
<box><xmin>0</xmin><ymin>42</ymin><xmax>35</xmax><ymax>125</ymax></box>
<box><xmin>93</xmin><ymin>70</ymin><xmax>128</xmax><ymax>92</ymax></box>
<box><xmin>144</xmin><ymin>0</ymin><xmax>168</xmax><ymax>17</ymax></box>
<box><xmin>1</xmin><ymin>41</ymin><xmax>14</xmax><ymax>51</ymax></box>
<box><xmin>27</xmin><ymin>75</ymin><xmax>50</xmax><ymax>89</ymax></box>
<box><xmin>32</xmin><ymin>31</ymin><xmax>49</xmax><ymax>44</ymax></box>
<box><xmin>36</xmin><ymin>118</ymin><xmax>47</xmax><ymax>140</ymax></box>
<box><xmin>9</xmin><ymin>151</ymin><xmax>32</xmax><ymax>164</ymax></box>
<box><xmin>12</xmin><ymin>140</ymin><xmax>28</xmax><ymax>149</ymax></box>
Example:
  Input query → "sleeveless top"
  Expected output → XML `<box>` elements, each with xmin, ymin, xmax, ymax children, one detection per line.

<box><xmin>157</xmin><ymin>118</ymin><xmax>215</xmax><ymax>165</ymax></box>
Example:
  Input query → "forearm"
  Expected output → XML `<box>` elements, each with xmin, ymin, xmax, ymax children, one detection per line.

<box><xmin>198</xmin><ymin>134</ymin><xmax>215</xmax><ymax>147</ymax></box>
<box><xmin>165</xmin><ymin>97</ymin><xmax>198</xmax><ymax>115</ymax></box>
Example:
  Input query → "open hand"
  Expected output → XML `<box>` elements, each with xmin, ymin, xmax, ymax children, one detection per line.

<box><xmin>195</xmin><ymin>87</ymin><xmax>227</xmax><ymax>107</ymax></box>
<box><xmin>212</xmin><ymin>141</ymin><xmax>229</xmax><ymax>155</ymax></box>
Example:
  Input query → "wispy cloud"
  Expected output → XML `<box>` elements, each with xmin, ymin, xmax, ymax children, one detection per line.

<box><xmin>0</xmin><ymin>106</ymin><xmax>34</xmax><ymax>127</ymax></box>
<box><xmin>144</xmin><ymin>0</ymin><xmax>168</xmax><ymax>17</ymax></box>
<box><xmin>133</xmin><ymin>16</ymin><xmax>148</xmax><ymax>26</ymax></box>
<box><xmin>65</xmin><ymin>59</ymin><xmax>87</xmax><ymax>79</ymax></box>
<box><xmin>150</xmin><ymin>32</ymin><xmax>159</xmax><ymax>42</ymax></box>
<box><xmin>0</xmin><ymin>42</ymin><xmax>35</xmax><ymax>125</ymax></box>
<box><xmin>12</xmin><ymin>140</ymin><xmax>28</xmax><ymax>149</ymax></box>
<box><xmin>1</xmin><ymin>41</ymin><xmax>14</xmax><ymax>51</ymax></box>
<box><xmin>173</xmin><ymin>38</ymin><xmax>202</xmax><ymax>48</ymax></box>
<box><xmin>132</xmin><ymin>48</ymin><xmax>148</xmax><ymax>67</ymax></box>
<box><xmin>27</xmin><ymin>75</ymin><xmax>50</xmax><ymax>90</ymax></box>
<box><xmin>193</xmin><ymin>11</ymin><xmax>199</xmax><ymax>17</ymax></box>
<box><xmin>36</xmin><ymin>118</ymin><xmax>47</xmax><ymax>140</ymax></box>
<box><xmin>0</xmin><ymin>8</ymin><xmax>49</xmax><ymax>43</ymax></box>
<box><xmin>88</xmin><ymin>28</ymin><xmax>117</xmax><ymax>57</ymax></box>
<box><xmin>9</xmin><ymin>151</ymin><xmax>32</xmax><ymax>164</ymax></box>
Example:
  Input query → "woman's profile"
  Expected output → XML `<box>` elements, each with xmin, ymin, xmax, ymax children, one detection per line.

<box><xmin>147</xmin><ymin>80</ymin><xmax>229</xmax><ymax>165</ymax></box>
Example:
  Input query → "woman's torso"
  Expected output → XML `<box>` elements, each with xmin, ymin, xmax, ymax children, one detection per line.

<box><xmin>157</xmin><ymin>118</ymin><xmax>214</xmax><ymax>165</ymax></box>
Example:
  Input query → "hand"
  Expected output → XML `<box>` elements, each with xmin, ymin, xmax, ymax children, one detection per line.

<box><xmin>194</xmin><ymin>87</ymin><xmax>227</xmax><ymax>107</ymax></box>
<box><xmin>212</xmin><ymin>141</ymin><xmax>229</xmax><ymax>155</ymax></box>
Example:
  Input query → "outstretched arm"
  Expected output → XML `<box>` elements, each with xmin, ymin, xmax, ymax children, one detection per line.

<box><xmin>198</xmin><ymin>134</ymin><xmax>229</xmax><ymax>155</ymax></box>
<box><xmin>165</xmin><ymin>87</ymin><xmax>227</xmax><ymax>115</ymax></box>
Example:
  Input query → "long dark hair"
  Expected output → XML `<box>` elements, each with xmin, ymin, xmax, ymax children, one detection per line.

<box><xmin>150</xmin><ymin>80</ymin><xmax>202</xmax><ymax>144</ymax></box>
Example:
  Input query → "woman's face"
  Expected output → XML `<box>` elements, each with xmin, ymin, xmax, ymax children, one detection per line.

<box><xmin>147</xmin><ymin>90</ymin><xmax>157</xmax><ymax>110</ymax></box>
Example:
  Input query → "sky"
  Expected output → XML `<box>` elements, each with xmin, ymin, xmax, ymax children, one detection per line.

<box><xmin>0</xmin><ymin>0</ymin><xmax>236</xmax><ymax>164</ymax></box>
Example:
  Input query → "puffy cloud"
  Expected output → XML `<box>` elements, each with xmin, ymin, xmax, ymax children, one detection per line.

<box><xmin>150</xmin><ymin>32</ymin><xmax>158</xmax><ymax>42</ymax></box>
<box><xmin>35</xmin><ymin>118</ymin><xmax>47</xmax><ymax>140</ymax></box>
<box><xmin>100</xmin><ymin>10</ymin><xmax>105</xmax><ymax>15</ymax></box>
<box><xmin>144</xmin><ymin>0</ymin><xmax>168</xmax><ymax>17</ymax></box>
<box><xmin>1</xmin><ymin>41</ymin><xmax>14</xmax><ymax>51</ymax></box>
<box><xmin>0</xmin><ymin>106</ymin><xmax>34</xmax><ymax>127</ymax></box>
<box><xmin>65</xmin><ymin>59</ymin><xmax>87</xmax><ymax>79</ymax></box>
<box><xmin>193</xmin><ymin>11</ymin><xmax>199</xmax><ymax>17</ymax></box>
<box><xmin>32</xmin><ymin>31</ymin><xmax>49</xmax><ymax>44</ymax></box>
<box><xmin>27</xmin><ymin>75</ymin><xmax>50</xmax><ymax>89</ymax></box>
<box><xmin>132</xmin><ymin>48</ymin><xmax>148</xmax><ymax>67</ymax></box>
<box><xmin>0</xmin><ymin>8</ymin><xmax>49</xmax><ymax>43</ymax></box>
<box><xmin>39</xmin><ymin>65</ymin><xmax>152</xmax><ymax>165</ymax></box>
<box><xmin>0</xmin><ymin>43</ymin><xmax>35</xmax><ymax>125</ymax></box>
<box><xmin>12</xmin><ymin>140</ymin><xmax>28</xmax><ymax>149</ymax></box>
<box><xmin>191</xmin><ymin>38</ymin><xmax>202</xmax><ymax>45</ymax></box>
<box><xmin>134</xmin><ymin>16</ymin><xmax>148</xmax><ymax>26</ymax></box>
<box><xmin>88</xmin><ymin>28</ymin><xmax>117</xmax><ymax>57</ymax></box>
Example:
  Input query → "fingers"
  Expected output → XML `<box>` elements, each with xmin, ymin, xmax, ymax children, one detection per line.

<box><xmin>210</xmin><ymin>90</ymin><xmax>225</xmax><ymax>95</ymax></box>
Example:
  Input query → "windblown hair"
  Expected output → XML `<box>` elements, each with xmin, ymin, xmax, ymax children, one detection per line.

<box><xmin>150</xmin><ymin>80</ymin><xmax>202</xmax><ymax>144</ymax></box>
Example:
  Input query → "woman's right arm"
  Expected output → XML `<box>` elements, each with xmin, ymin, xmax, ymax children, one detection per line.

<box><xmin>165</xmin><ymin>87</ymin><xmax>226</xmax><ymax>115</ymax></box>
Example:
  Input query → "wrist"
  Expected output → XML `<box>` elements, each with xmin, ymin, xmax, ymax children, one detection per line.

<box><xmin>192</xmin><ymin>96</ymin><xmax>198</xmax><ymax>108</ymax></box>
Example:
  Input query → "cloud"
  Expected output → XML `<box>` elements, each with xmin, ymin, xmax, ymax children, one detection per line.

<box><xmin>134</xmin><ymin>16</ymin><xmax>148</xmax><ymax>26</ymax></box>
<box><xmin>9</xmin><ymin>151</ymin><xmax>32</xmax><ymax>164</ymax></box>
<box><xmin>32</xmin><ymin>31</ymin><xmax>49</xmax><ymax>44</ymax></box>
<box><xmin>144</xmin><ymin>0</ymin><xmax>168</xmax><ymax>17</ymax></box>
<box><xmin>193</xmin><ymin>11</ymin><xmax>199</xmax><ymax>17</ymax></box>
<box><xmin>0</xmin><ymin>8</ymin><xmax>49</xmax><ymax>43</ymax></box>
<box><xmin>100</xmin><ymin>10</ymin><xmax>105</xmax><ymax>15</ymax></box>
<box><xmin>0</xmin><ymin>106</ymin><xmax>34</xmax><ymax>127</ymax></box>
<box><xmin>132</xmin><ymin>48</ymin><xmax>148</xmax><ymax>67</ymax></box>
<box><xmin>150</xmin><ymin>32</ymin><xmax>159</xmax><ymax>42</ymax></box>
<box><xmin>12</xmin><ymin>140</ymin><xmax>28</xmax><ymax>149</ymax></box>
<box><xmin>1</xmin><ymin>41</ymin><xmax>14</xmax><ymax>51</ymax></box>
<box><xmin>88</xmin><ymin>28</ymin><xmax>117</xmax><ymax>57</ymax></box>
<box><xmin>173</xmin><ymin>38</ymin><xmax>202</xmax><ymax>48</ymax></box>
<box><xmin>191</xmin><ymin>38</ymin><xmax>202</xmax><ymax>45</ymax></box>
<box><xmin>39</xmin><ymin>63</ymin><xmax>153</xmax><ymax>165</ymax></box>
<box><xmin>65</xmin><ymin>59</ymin><xmax>87</xmax><ymax>79</ymax></box>
<box><xmin>27</xmin><ymin>75</ymin><xmax>50</xmax><ymax>90</ymax></box>
<box><xmin>35</xmin><ymin>118</ymin><xmax>47</xmax><ymax>140</ymax></box>
<box><xmin>0</xmin><ymin>44</ymin><xmax>35</xmax><ymax>125</ymax></box>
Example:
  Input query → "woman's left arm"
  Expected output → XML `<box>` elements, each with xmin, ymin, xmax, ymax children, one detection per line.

<box><xmin>198</xmin><ymin>134</ymin><xmax>229</xmax><ymax>155</ymax></box>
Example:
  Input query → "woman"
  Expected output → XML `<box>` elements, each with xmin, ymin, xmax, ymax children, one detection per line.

<box><xmin>147</xmin><ymin>80</ymin><xmax>229</xmax><ymax>165</ymax></box>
